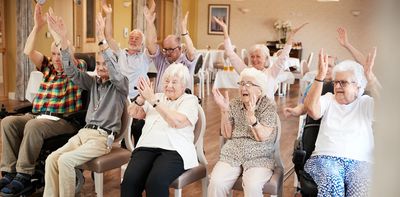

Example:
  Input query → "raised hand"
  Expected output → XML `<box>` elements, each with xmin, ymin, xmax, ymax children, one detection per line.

<box><xmin>101</xmin><ymin>0</ymin><xmax>112</xmax><ymax>15</ymax></box>
<box><xmin>213</xmin><ymin>16</ymin><xmax>228</xmax><ymax>36</ymax></box>
<box><xmin>96</xmin><ymin>13</ymin><xmax>106</xmax><ymax>41</ymax></box>
<box><xmin>34</xmin><ymin>3</ymin><xmax>47</xmax><ymax>29</ymax></box>
<box><xmin>287</xmin><ymin>22</ymin><xmax>309</xmax><ymax>44</ymax></box>
<box><xmin>46</xmin><ymin>11</ymin><xmax>67</xmax><ymax>39</ymax></box>
<box><xmin>212</xmin><ymin>88</ymin><xmax>230</xmax><ymax>112</ymax></box>
<box><xmin>181</xmin><ymin>11</ymin><xmax>189</xmax><ymax>34</ymax></box>
<box><xmin>337</xmin><ymin>27</ymin><xmax>349</xmax><ymax>47</ymax></box>
<box><xmin>137</xmin><ymin>76</ymin><xmax>155</xmax><ymax>102</ymax></box>
<box><xmin>364</xmin><ymin>47</ymin><xmax>377</xmax><ymax>81</ymax></box>
<box><xmin>316</xmin><ymin>48</ymin><xmax>329</xmax><ymax>80</ymax></box>
<box><xmin>144</xmin><ymin>0</ymin><xmax>156</xmax><ymax>23</ymax></box>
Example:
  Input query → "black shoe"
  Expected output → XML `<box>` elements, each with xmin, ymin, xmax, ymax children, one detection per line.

<box><xmin>0</xmin><ymin>172</ymin><xmax>15</xmax><ymax>190</ymax></box>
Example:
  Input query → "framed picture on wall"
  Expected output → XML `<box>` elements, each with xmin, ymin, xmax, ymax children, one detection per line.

<box><xmin>208</xmin><ymin>4</ymin><xmax>230</xmax><ymax>35</ymax></box>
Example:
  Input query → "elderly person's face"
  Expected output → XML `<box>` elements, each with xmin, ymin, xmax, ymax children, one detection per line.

<box><xmin>249</xmin><ymin>49</ymin><xmax>268</xmax><ymax>71</ymax></box>
<box><xmin>333</xmin><ymin>71</ymin><xmax>359</xmax><ymax>104</ymax></box>
<box><xmin>96</xmin><ymin>55</ymin><xmax>109</xmax><ymax>80</ymax></box>
<box><xmin>163</xmin><ymin>37</ymin><xmax>182</xmax><ymax>63</ymax></box>
<box><xmin>238</xmin><ymin>76</ymin><xmax>262</xmax><ymax>103</ymax></box>
<box><xmin>51</xmin><ymin>43</ymin><xmax>62</xmax><ymax>70</ymax></box>
<box><xmin>163</xmin><ymin>75</ymin><xmax>186</xmax><ymax>100</ymax></box>
<box><xmin>128</xmin><ymin>31</ymin><xmax>143</xmax><ymax>51</ymax></box>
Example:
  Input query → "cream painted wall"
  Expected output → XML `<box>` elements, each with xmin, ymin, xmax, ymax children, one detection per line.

<box><xmin>196</xmin><ymin>0</ymin><xmax>372</xmax><ymax>70</ymax></box>
<box><xmin>112</xmin><ymin>0</ymin><xmax>132</xmax><ymax>49</ymax></box>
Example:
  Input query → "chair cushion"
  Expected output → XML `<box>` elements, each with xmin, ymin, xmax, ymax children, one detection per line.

<box><xmin>169</xmin><ymin>164</ymin><xmax>207</xmax><ymax>189</ymax></box>
<box><xmin>77</xmin><ymin>147</ymin><xmax>131</xmax><ymax>173</ymax></box>
<box><xmin>232</xmin><ymin>167</ymin><xmax>283</xmax><ymax>194</ymax></box>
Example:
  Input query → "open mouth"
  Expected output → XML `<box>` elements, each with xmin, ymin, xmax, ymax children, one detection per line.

<box><xmin>242</xmin><ymin>93</ymin><xmax>249</xmax><ymax>97</ymax></box>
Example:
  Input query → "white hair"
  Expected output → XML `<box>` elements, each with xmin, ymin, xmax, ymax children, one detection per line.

<box><xmin>333</xmin><ymin>60</ymin><xmax>367</xmax><ymax>97</ymax></box>
<box><xmin>239</xmin><ymin>67</ymin><xmax>268</xmax><ymax>96</ymax></box>
<box><xmin>130</xmin><ymin>29</ymin><xmax>145</xmax><ymax>45</ymax></box>
<box><xmin>162</xmin><ymin>63</ymin><xmax>190</xmax><ymax>88</ymax></box>
<box><xmin>248</xmin><ymin>44</ymin><xmax>272</xmax><ymax>68</ymax></box>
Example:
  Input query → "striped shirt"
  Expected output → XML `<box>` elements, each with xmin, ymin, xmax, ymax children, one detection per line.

<box><xmin>32</xmin><ymin>57</ymin><xmax>85</xmax><ymax>114</ymax></box>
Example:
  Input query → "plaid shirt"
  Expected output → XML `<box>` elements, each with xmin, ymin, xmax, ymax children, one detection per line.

<box><xmin>32</xmin><ymin>57</ymin><xmax>86</xmax><ymax>113</ymax></box>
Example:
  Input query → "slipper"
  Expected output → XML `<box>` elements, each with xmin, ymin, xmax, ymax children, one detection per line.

<box><xmin>0</xmin><ymin>174</ymin><xmax>31</xmax><ymax>196</ymax></box>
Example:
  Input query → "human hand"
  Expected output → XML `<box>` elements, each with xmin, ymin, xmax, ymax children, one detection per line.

<box><xmin>337</xmin><ymin>27</ymin><xmax>349</xmax><ymax>47</ymax></box>
<box><xmin>46</xmin><ymin>10</ymin><xmax>67</xmax><ymax>39</ymax></box>
<box><xmin>101</xmin><ymin>0</ymin><xmax>112</xmax><ymax>15</ymax></box>
<box><xmin>212</xmin><ymin>88</ymin><xmax>230</xmax><ymax>112</ymax></box>
<box><xmin>316</xmin><ymin>48</ymin><xmax>329</xmax><ymax>80</ymax></box>
<box><xmin>144</xmin><ymin>0</ymin><xmax>156</xmax><ymax>23</ymax></box>
<box><xmin>34</xmin><ymin>3</ymin><xmax>47</xmax><ymax>29</ymax></box>
<box><xmin>364</xmin><ymin>47</ymin><xmax>377</xmax><ymax>81</ymax></box>
<box><xmin>96</xmin><ymin>13</ymin><xmax>106</xmax><ymax>41</ymax></box>
<box><xmin>287</xmin><ymin>22</ymin><xmax>309</xmax><ymax>43</ymax></box>
<box><xmin>137</xmin><ymin>77</ymin><xmax>155</xmax><ymax>102</ymax></box>
<box><xmin>283</xmin><ymin>106</ymin><xmax>302</xmax><ymax>118</ymax></box>
<box><xmin>213</xmin><ymin>16</ymin><xmax>228</xmax><ymax>35</ymax></box>
<box><xmin>181</xmin><ymin>11</ymin><xmax>189</xmax><ymax>34</ymax></box>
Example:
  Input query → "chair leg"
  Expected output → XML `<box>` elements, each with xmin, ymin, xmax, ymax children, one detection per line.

<box><xmin>201</xmin><ymin>177</ymin><xmax>208</xmax><ymax>197</ymax></box>
<box><xmin>174</xmin><ymin>188</ymin><xmax>182</xmax><ymax>197</ymax></box>
<box><xmin>94</xmin><ymin>172</ymin><xmax>104</xmax><ymax>197</ymax></box>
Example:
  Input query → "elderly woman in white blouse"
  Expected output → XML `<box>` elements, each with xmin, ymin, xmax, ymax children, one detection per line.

<box><xmin>213</xmin><ymin>17</ymin><xmax>307</xmax><ymax>99</ymax></box>
<box><xmin>304</xmin><ymin>48</ymin><xmax>380</xmax><ymax>196</ymax></box>
<box><xmin>121</xmin><ymin>63</ymin><xmax>199</xmax><ymax>197</ymax></box>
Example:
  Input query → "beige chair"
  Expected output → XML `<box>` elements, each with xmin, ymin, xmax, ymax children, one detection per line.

<box><xmin>76</xmin><ymin>98</ymin><xmax>133</xmax><ymax>197</ymax></box>
<box><xmin>197</xmin><ymin>52</ymin><xmax>210</xmax><ymax>99</ymax></box>
<box><xmin>229</xmin><ymin>115</ymin><xmax>283</xmax><ymax>197</ymax></box>
<box><xmin>169</xmin><ymin>104</ymin><xmax>208</xmax><ymax>197</ymax></box>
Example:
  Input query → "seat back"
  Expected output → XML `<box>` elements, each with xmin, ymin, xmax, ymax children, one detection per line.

<box><xmin>25</xmin><ymin>71</ymin><xmax>44</xmax><ymax>103</ymax></box>
<box><xmin>115</xmin><ymin>98</ymin><xmax>134</xmax><ymax>151</ymax></box>
<box><xmin>194</xmin><ymin>54</ymin><xmax>203</xmax><ymax>75</ymax></box>
<box><xmin>193</xmin><ymin>104</ymin><xmax>207</xmax><ymax>165</ymax></box>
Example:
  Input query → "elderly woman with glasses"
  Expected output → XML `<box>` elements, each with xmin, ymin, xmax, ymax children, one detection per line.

<box><xmin>213</xmin><ymin>17</ymin><xmax>307</xmax><ymax>99</ymax></box>
<box><xmin>303</xmin><ymin>48</ymin><xmax>380</xmax><ymax>196</ymax></box>
<box><xmin>121</xmin><ymin>63</ymin><xmax>199</xmax><ymax>197</ymax></box>
<box><xmin>208</xmin><ymin>67</ymin><xmax>279</xmax><ymax>196</ymax></box>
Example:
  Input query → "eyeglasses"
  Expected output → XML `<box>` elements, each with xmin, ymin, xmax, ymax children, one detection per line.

<box><xmin>237</xmin><ymin>81</ymin><xmax>259</xmax><ymax>88</ymax></box>
<box><xmin>162</xmin><ymin>46</ymin><xmax>180</xmax><ymax>54</ymax></box>
<box><xmin>333</xmin><ymin>80</ymin><xmax>356</xmax><ymax>88</ymax></box>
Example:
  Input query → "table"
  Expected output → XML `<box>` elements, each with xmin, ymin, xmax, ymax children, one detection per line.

<box><xmin>270</xmin><ymin>56</ymin><xmax>301</xmax><ymax>71</ymax></box>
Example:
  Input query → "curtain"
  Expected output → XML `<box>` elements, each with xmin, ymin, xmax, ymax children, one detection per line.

<box><xmin>173</xmin><ymin>0</ymin><xmax>182</xmax><ymax>35</ymax></box>
<box><xmin>15</xmin><ymin>0</ymin><xmax>34</xmax><ymax>101</ymax></box>
<box><xmin>132</xmin><ymin>0</ymin><xmax>146</xmax><ymax>32</ymax></box>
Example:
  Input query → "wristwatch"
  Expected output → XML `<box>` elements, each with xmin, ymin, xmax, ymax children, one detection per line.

<box><xmin>249</xmin><ymin>120</ymin><xmax>258</xmax><ymax>128</ymax></box>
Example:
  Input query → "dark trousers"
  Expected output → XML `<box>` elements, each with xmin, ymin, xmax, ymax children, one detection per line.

<box><xmin>121</xmin><ymin>147</ymin><xmax>185</xmax><ymax>197</ymax></box>
<box><xmin>131</xmin><ymin>118</ymin><xmax>145</xmax><ymax>147</ymax></box>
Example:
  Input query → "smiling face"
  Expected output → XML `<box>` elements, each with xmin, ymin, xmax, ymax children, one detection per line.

<box><xmin>333</xmin><ymin>71</ymin><xmax>359</xmax><ymax>104</ymax></box>
<box><xmin>238</xmin><ymin>76</ymin><xmax>262</xmax><ymax>103</ymax></box>
<box><xmin>249</xmin><ymin>49</ymin><xmax>268</xmax><ymax>71</ymax></box>
<box><xmin>128</xmin><ymin>30</ymin><xmax>143</xmax><ymax>51</ymax></box>
<box><xmin>163</xmin><ymin>75</ymin><xmax>186</xmax><ymax>100</ymax></box>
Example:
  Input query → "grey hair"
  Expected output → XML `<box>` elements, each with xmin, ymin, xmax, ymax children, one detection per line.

<box><xmin>239</xmin><ymin>67</ymin><xmax>268</xmax><ymax>96</ymax></box>
<box><xmin>248</xmin><ymin>44</ymin><xmax>272</xmax><ymax>68</ymax></box>
<box><xmin>333</xmin><ymin>60</ymin><xmax>367</xmax><ymax>97</ymax></box>
<box><xmin>162</xmin><ymin>63</ymin><xmax>190</xmax><ymax>89</ymax></box>
<box><xmin>130</xmin><ymin>29</ymin><xmax>145</xmax><ymax>45</ymax></box>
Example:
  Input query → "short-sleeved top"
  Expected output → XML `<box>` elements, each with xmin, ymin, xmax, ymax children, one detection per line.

<box><xmin>136</xmin><ymin>93</ymin><xmax>199</xmax><ymax>170</ymax></box>
<box><xmin>220</xmin><ymin>96</ymin><xmax>278</xmax><ymax>170</ymax></box>
<box><xmin>118</xmin><ymin>49</ymin><xmax>151</xmax><ymax>98</ymax></box>
<box><xmin>148</xmin><ymin>46</ymin><xmax>196</xmax><ymax>93</ymax></box>
<box><xmin>312</xmin><ymin>93</ymin><xmax>374</xmax><ymax>162</ymax></box>
<box><xmin>32</xmin><ymin>57</ymin><xmax>85</xmax><ymax>114</ymax></box>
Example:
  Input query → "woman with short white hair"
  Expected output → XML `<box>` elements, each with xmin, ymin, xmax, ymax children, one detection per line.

<box><xmin>304</xmin><ymin>48</ymin><xmax>380</xmax><ymax>196</ymax></box>
<box><xmin>122</xmin><ymin>63</ymin><xmax>199</xmax><ymax>197</ymax></box>
<box><xmin>208</xmin><ymin>67</ymin><xmax>279</xmax><ymax>196</ymax></box>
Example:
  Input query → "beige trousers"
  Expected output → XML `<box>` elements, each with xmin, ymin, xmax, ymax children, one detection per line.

<box><xmin>208</xmin><ymin>161</ymin><xmax>273</xmax><ymax>197</ymax></box>
<box><xmin>0</xmin><ymin>114</ymin><xmax>78</xmax><ymax>175</ymax></box>
<box><xmin>43</xmin><ymin>128</ymin><xmax>110</xmax><ymax>197</ymax></box>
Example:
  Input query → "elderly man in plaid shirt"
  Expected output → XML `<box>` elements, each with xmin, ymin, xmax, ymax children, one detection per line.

<box><xmin>0</xmin><ymin>4</ymin><xmax>85</xmax><ymax>196</ymax></box>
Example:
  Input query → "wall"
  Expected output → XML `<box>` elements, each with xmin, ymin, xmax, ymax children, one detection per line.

<box><xmin>5</xmin><ymin>0</ymin><xmax>16</xmax><ymax>93</ymax></box>
<box><xmin>196</xmin><ymin>0</ymin><xmax>372</xmax><ymax>70</ymax></box>
<box><xmin>112</xmin><ymin>0</ymin><xmax>132</xmax><ymax>49</ymax></box>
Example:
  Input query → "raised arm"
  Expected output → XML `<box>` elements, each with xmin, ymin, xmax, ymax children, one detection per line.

<box><xmin>304</xmin><ymin>49</ymin><xmax>328</xmax><ymax>120</ymax></box>
<box><xmin>24</xmin><ymin>3</ymin><xmax>46</xmax><ymax>69</ymax></box>
<box><xmin>212</xmin><ymin>88</ymin><xmax>232</xmax><ymax>139</ymax></box>
<box><xmin>337</xmin><ymin>27</ymin><xmax>366</xmax><ymax>65</ymax></box>
<box><xmin>213</xmin><ymin>17</ymin><xmax>247</xmax><ymax>73</ymax></box>
<box><xmin>181</xmin><ymin>12</ymin><xmax>196</xmax><ymax>61</ymax></box>
<box><xmin>144</xmin><ymin>0</ymin><xmax>157</xmax><ymax>55</ymax></box>
<box><xmin>102</xmin><ymin>0</ymin><xmax>119</xmax><ymax>52</ymax></box>
<box><xmin>47</xmin><ymin>11</ymin><xmax>93</xmax><ymax>90</ymax></box>
<box><xmin>364</xmin><ymin>47</ymin><xmax>381</xmax><ymax>98</ymax></box>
